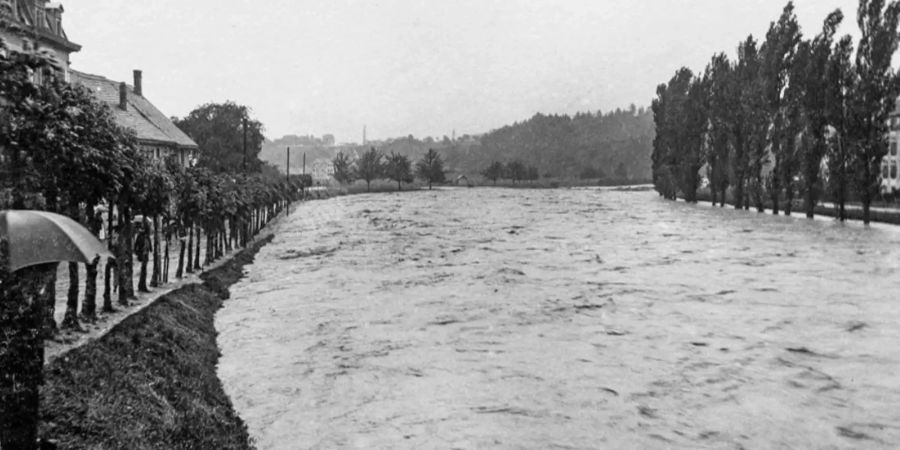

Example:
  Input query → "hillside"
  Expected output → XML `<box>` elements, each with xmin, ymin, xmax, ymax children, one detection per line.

<box><xmin>259</xmin><ymin>107</ymin><xmax>654</xmax><ymax>181</ymax></box>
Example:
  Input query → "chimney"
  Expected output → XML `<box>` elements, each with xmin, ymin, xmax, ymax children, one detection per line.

<box><xmin>133</xmin><ymin>69</ymin><xmax>142</xmax><ymax>96</ymax></box>
<box><xmin>119</xmin><ymin>82</ymin><xmax>127</xmax><ymax>110</ymax></box>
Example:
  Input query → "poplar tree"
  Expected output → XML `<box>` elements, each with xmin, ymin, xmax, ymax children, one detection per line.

<box><xmin>704</xmin><ymin>53</ymin><xmax>733</xmax><ymax>207</ymax></box>
<box><xmin>759</xmin><ymin>3</ymin><xmax>802</xmax><ymax>214</ymax></box>
<box><xmin>826</xmin><ymin>35</ymin><xmax>856</xmax><ymax>221</ymax></box>
<box><xmin>799</xmin><ymin>11</ymin><xmax>843</xmax><ymax>218</ymax></box>
<box><xmin>849</xmin><ymin>0</ymin><xmax>900</xmax><ymax>224</ymax></box>
<box><xmin>732</xmin><ymin>36</ymin><xmax>761</xmax><ymax>210</ymax></box>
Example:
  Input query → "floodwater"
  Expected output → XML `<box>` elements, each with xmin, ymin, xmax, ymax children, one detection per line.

<box><xmin>216</xmin><ymin>187</ymin><xmax>900</xmax><ymax>449</ymax></box>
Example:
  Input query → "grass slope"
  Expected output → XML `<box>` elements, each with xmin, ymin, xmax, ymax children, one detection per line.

<box><xmin>39</xmin><ymin>236</ymin><xmax>273</xmax><ymax>449</ymax></box>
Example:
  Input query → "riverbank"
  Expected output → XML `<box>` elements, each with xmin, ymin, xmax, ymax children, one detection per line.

<box><xmin>694</xmin><ymin>191</ymin><xmax>900</xmax><ymax>225</ymax></box>
<box><xmin>37</xmin><ymin>236</ymin><xmax>272</xmax><ymax>449</ymax></box>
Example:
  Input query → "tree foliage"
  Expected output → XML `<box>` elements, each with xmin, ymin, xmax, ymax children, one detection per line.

<box><xmin>332</xmin><ymin>151</ymin><xmax>355</xmax><ymax>184</ymax></box>
<box><xmin>174</xmin><ymin>102</ymin><xmax>265</xmax><ymax>173</ymax></box>
<box><xmin>385</xmin><ymin>152</ymin><xmax>414</xmax><ymax>191</ymax></box>
<box><xmin>651</xmin><ymin>0</ymin><xmax>900</xmax><ymax>225</ymax></box>
<box><xmin>355</xmin><ymin>147</ymin><xmax>383</xmax><ymax>191</ymax></box>
<box><xmin>482</xmin><ymin>161</ymin><xmax>504</xmax><ymax>185</ymax></box>
<box><xmin>849</xmin><ymin>0</ymin><xmax>900</xmax><ymax>223</ymax></box>
<box><xmin>415</xmin><ymin>149</ymin><xmax>446</xmax><ymax>189</ymax></box>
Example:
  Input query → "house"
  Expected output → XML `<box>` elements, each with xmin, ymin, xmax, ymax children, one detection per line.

<box><xmin>310</xmin><ymin>158</ymin><xmax>335</xmax><ymax>183</ymax></box>
<box><xmin>0</xmin><ymin>0</ymin><xmax>81</xmax><ymax>81</ymax></box>
<box><xmin>71</xmin><ymin>70</ymin><xmax>197</xmax><ymax>167</ymax></box>
<box><xmin>884</xmin><ymin>101</ymin><xmax>900</xmax><ymax>194</ymax></box>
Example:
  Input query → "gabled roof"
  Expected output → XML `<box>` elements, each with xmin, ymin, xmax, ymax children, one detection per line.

<box><xmin>70</xmin><ymin>70</ymin><xmax>198</xmax><ymax>149</ymax></box>
<box><xmin>0</xmin><ymin>0</ymin><xmax>81</xmax><ymax>52</ymax></box>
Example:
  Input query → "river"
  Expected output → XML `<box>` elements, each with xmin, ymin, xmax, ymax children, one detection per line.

<box><xmin>216</xmin><ymin>187</ymin><xmax>900</xmax><ymax>449</ymax></box>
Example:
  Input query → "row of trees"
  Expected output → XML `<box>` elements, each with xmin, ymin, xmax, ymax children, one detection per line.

<box><xmin>332</xmin><ymin>148</ymin><xmax>447</xmax><ymax>190</ymax></box>
<box><xmin>481</xmin><ymin>160</ymin><xmax>541</xmax><ymax>185</ymax></box>
<box><xmin>0</xmin><ymin>42</ymin><xmax>304</xmax><ymax>449</ymax></box>
<box><xmin>652</xmin><ymin>0</ymin><xmax>900</xmax><ymax>224</ymax></box>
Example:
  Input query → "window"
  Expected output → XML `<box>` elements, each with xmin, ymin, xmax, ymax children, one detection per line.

<box><xmin>892</xmin><ymin>164</ymin><xmax>898</xmax><ymax>179</ymax></box>
<box><xmin>892</xmin><ymin>141</ymin><xmax>898</xmax><ymax>156</ymax></box>
<box><xmin>884</xmin><ymin>164</ymin><xmax>890</xmax><ymax>178</ymax></box>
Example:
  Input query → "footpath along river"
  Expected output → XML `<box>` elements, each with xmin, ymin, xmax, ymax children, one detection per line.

<box><xmin>216</xmin><ymin>187</ymin><xmax>900</xmax><ymax>449</ymax></box>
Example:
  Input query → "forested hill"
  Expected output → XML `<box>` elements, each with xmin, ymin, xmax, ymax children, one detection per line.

<box><xmin>446</xmin><ymin>107</ymin><xmax>654</xmax><ymax>180</ymax></box>
<box><xmin>259</xmin><ymin>107</ymin><xmax>654</xmax><ymax>181</ymax></box>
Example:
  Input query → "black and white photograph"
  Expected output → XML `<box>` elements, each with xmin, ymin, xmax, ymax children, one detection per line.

<box><xmin>2</xmin><ymin>0</ymin><xmax>900</xmax><ymax>448</ymax></box>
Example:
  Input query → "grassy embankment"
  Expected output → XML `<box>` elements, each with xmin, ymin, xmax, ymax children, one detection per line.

<box><xmin>37</xmin><ymin>236</ymin><xmax>274</xmax><ymax>449</ymax></box>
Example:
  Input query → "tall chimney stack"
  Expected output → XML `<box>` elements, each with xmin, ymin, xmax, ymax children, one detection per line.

<box><xmin>119</xmin><ymin>82</ymin><xmax>127</xmax><ymax>110</ymax></box>
<box><xmin>133</xmin><ymin>70</ymin><xmax>142</xmax><ymax>96</ymax></box>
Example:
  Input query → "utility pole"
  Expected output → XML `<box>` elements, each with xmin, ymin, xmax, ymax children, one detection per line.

<box><xmin>286</xmin><ymin>147</ymin><xmax>291</xmax><ymax>214</ymax></box>
<box><xmin>302</xmin><ymin>152</ymin><xmax>306</xmax><ymax>175</ymax></box>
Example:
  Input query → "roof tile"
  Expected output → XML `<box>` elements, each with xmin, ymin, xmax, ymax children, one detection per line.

<box><xmin>70</xmin><ymin>70</ymin><xmax>198</xmax><ymax>149</ymax></box>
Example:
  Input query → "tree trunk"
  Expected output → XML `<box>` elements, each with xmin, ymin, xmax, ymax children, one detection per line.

<box><xmin>733</xmin><ymin>177</ymin><xmax>744</xmax><ymax>210</ymax></box>
<box><xmin>805</xmin><ymin>187</ymin><xmax>815</xmax><ymax>219</ymax></box>
<box><xmin>0</xmin><ymin>263</ymin><xmax>54</xmax><ymax>450</ymax></box>
<box><xmin>862</xmin><ymin>162</ymin><xmax>873</xmax><ymax>225</ymax></box>
<box><xmin>770</xmin><ymin>176</ymin><xmax>780</xmax><ymax>216</ymax></box>
<box><xmin>125</xmin><ymin>209</ymin><xmax>136</xmax><ymax>300</ymax></box>
<box><xmin>83</xmin><ymin>257</ymin><xmax>99</xmax><ymax>320</ymax></box>
<box><xmin>150</xmin><ymin>216</ymin><xmax>161</xmax><ymax>288</ymax></box>
<box><xmin>194</xmin><ymin>225</ymin><xmax>202</xmax><ymax>270</ymax></box>
<box><xmin>138</xmin><ymin>260</ymin><xmax>149</xmax><ymax>293</ymax></box>
<box><xmin>186</xmin><ymin>224</ymin><xmax>194</xmax><ymax>275</ymax></box>
<box><xmin>164</xmin><ymin>233</ymin><xmax>170</xmax><ymax>283</ymax></box>
<box><xmin>61</xmin><ymin>262</ymin><xmax>81</xmax><ymax>330</ymax></box>
<box><xmin>103</xmin><ymin>259</ymin><xmax>115</xmax><ymax>313</ymax></box>
<box><xmin>862</xmin><ymin>199</ymin><xmax>870</xmax><ymax>224</ymax></box>
<box><xmin>41</xmin><ymin>267</ymin><xmax>57</xmax><ymax>336</ymax></box>
<box><xmin>118</xmin><ymin>205</ymin><xmax>132</xmax><ymax>306</ymax></box>
<box><xmin>205</xmin><ymin>229</ymin><xmax>213</xmax><ymax>266</ymax></box>
<box><xmin>839</xmin><ymin>193</ymin><xmax>847</xmax><ymax>222</ymax></box>
<box><xmin>102</xmin><ymin>204</ymin><xmax>115</xmax><ymax>310</ymax></box>
<box><xmin>176</xmin><ymin>233</ymin><xmax>186</xmax><ymax>279</ymax></box>
<box><xmin>784</xmin><ymin>181</ymin><xmax>793</xmax><ymax>216</ymax></box>
<box><xmin>82</xmin><ymin>204</ymin><xmax>100</xmax><ymax>321</ymax></box>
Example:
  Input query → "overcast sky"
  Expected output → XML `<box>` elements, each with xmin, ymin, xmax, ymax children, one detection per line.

<box><xmin>65</xmin><ymin>1</ymin><xmax>862</xmax><ymax>143</ymax></box>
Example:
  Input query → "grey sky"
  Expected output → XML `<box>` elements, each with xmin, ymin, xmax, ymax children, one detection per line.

<box><xmin>66</xmin><ymin>1</ymin><xmax>861</xmax><ymax>143</ymax></box>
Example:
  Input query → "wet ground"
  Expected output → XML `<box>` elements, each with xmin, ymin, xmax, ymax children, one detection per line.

<box><xmin>216</xmin><ymin>187</ymin><xmax>900</xmax><ymax>449</ymax></box>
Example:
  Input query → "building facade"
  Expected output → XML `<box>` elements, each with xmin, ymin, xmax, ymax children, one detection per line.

<box><xmin>884</xmin><ymin>104</ymin><xmax>900</xmax><ymax>194</ymax></box>
<box><xmin>72</xmin><ymin>70</ymin><xmax>198</xmax><ymax>166</ymax></box>
<box><xmin>310</xmin><ymin>158</ymin><xmax>335</xmax><ymax>183</ymax></box>
<box><xmin>0</xmin><ymin>0</ymin><xmax>80</xmax><ymax>81</ymax></box>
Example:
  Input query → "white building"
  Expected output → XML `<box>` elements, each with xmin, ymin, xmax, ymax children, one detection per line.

<box><xmin>310</xmin><ymin>158</ymin><xmax>335</xmax><ymax>184</ymax></box>
<box><xmin>884</xmin><ymin>102</ymin><xmax>900</xmax><ymax>194</ymax></box>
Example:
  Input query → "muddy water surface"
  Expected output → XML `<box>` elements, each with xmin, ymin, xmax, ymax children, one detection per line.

<box><xmin>216</xmin><ymin>188</ymin><xmax>900</xmax><ymax>449</ymax></box>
